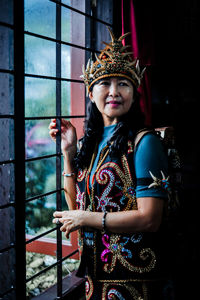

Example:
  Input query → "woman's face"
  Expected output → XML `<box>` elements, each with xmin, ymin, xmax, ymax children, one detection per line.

<box><xmin>89</xmin><ymin>77</ymin><xmax>134</xmax><ymax>126</ymax></box>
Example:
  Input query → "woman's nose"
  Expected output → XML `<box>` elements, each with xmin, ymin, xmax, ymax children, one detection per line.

<box><xmin>108</xmin><ymin>81</ymin><xmax>120</xmax><ymax>97</ymax></box>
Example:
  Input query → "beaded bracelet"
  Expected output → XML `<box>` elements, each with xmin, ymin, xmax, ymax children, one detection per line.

<box><xmin>62</xmin><ymin>171</ymin><xmax>75</xmax><ymax>177</ymax></box>
<box><xmin>102</xmin><ymin>211</ymin><xmax>107</xmax><ymax>231</ymax></box>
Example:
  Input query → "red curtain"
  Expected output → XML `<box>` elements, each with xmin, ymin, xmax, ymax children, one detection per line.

<box><xmin>121</xmin><ymin>0</ymin><xmax>153</xmax><ymax>125</ymax></box>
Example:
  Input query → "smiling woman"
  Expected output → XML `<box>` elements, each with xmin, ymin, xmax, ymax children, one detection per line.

<box><xmin>49</xmin><ymin>27</ymin><xmax>175</xmax><ymax>299</ymax></box>
<box><xmin>89</xmin><ymin>77</ymin><xmax>134</xmax><ymax>126</ymax></box>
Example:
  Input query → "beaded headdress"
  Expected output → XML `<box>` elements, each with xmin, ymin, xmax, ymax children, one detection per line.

<box><xmin>80</xmin><ymin>27</ymin><xmax>145</xmax><ymax>93</ymax></box>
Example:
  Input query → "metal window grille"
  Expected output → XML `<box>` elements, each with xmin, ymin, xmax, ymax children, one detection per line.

<box><xmin>0</xmin><ymin>0</ymin><xmax>113</xmax><ymax>299</ymax></box>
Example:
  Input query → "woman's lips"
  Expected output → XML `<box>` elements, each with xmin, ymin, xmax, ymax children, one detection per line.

<box><xmin>106</xmin><ymin>100</ymin><xmax>122</xmax><ymax>108</ymax></box>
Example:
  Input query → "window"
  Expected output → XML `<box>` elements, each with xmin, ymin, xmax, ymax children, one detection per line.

<box><xmin>0</xmin><ymin>0</ymin><xmax>113</xmax><ymax>299</ymax></box>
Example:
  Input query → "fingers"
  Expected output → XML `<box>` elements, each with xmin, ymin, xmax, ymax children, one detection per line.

<box><xmin>48</xmin><ymin>119</ymin><xmax>56</xmax><ymax>130</ymax></box>
<box><xmin>52</xmin><ymin>211</ymin><xmax>79</xmax><ymax>239</ymax></box>
<box><xmin>49</xmin><ymin>119</ymin><xmax>74</xmax><ymax>141</ymax></box>
<box><xmin>49</xmin><ymin>119</ymin><xmax>73</xmax><ymax>128</ymax></box>
<box><xmin>48</xmin><ymin>119</ymin><xmax>69</xmax><ymax>131</ymax></box>
<box><xmin>63</xmin><ymin>222</ymin><xmax>75</xmax><ymax>239</ymax></box>
<box><xmin>52</xmin><ymin>211</ymin><xmax>70</xmax><ymax>227</ymax></box>
<box><xmin>49</xmin><ymin>118</ymin><xmax>72</xmax><ymax>128</ymax></box>
<box><xmin>49</xmin><ymin>119</ymin><xmax>57</xmax><ymax>141</ymax></box>
<box><xmin>53</xmin><ymin>211</ymin><xmax>64</xmax><ymax>218</ymax></box>
<box><xmin>60</xmin><ymin>220</ymin><xmax>72</xmax><ymax>232</ymax></box>
<box><xmin>61</xmin><ymin>119</ymin><xmax>73</xmax><ymax>127</ymax></box>
<box><xmin>52</xmin><ymin>217</ymin><xmax>72</xmax><ymax>239</ymax></box>
<box><xmin>49</xmin><ymin>129</ymin><xmax>58</xmax><ymax>139</ymax></box>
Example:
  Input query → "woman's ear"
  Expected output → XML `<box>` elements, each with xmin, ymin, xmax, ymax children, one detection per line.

<box><xmin>89</xmin><ymin>91</ymin><xmax>94</xmax><ymax>103</ymax></box>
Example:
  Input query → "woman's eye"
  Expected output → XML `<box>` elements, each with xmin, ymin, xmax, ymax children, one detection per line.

<box><xmin>100</xmin><ymin>81</ymin><xmax>110</xmax><ymax>86</ymax></box>
<box><xmin>119</xmin><ymin>81</ymin><xmax>128</xmax><ymax>86</ymax></box>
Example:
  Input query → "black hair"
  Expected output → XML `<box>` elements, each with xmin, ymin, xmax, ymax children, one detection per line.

<box><xmin>74</xmin><ymin>87</ymin><xmax>146</xmax><ymax>170</ymax></box>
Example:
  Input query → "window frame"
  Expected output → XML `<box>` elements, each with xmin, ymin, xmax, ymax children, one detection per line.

<box><xmin>0</xmin><ymin>0</ymin><xmax>114</xmax><ymax>299</ymax></box>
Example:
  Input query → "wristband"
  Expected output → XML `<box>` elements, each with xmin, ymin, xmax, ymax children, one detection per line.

<box><xmin>62</xmin><ymin>171</ymin><xmax>75</xmax><ymax>177</ymax></box>
<box><xmin>102</xmin><ymin>211</ymin><xmax>107</xmax><ymax>231</ymax></box>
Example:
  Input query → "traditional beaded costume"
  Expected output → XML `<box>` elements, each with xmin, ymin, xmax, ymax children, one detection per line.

<box><xmin>76</xmin><ymin>137</ymin><xmax>172</xmax><ymax>299</ymax></box>
<box><xmin>76</xmin><ymin>28</ymin><xmax>174</xmax><ymax>299</ymax></box>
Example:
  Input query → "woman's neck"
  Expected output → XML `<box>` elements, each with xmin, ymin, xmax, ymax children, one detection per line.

<box><xmin>103</xmin><ymin>116</ymin><xmax>119</xmax><ymax>127</ymax></box>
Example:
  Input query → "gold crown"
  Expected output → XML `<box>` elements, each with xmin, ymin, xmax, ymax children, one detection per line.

<box><xmin>80</xmin><ymin>27</ymin><xmax>146</xmax><ymax>93</ymax></box>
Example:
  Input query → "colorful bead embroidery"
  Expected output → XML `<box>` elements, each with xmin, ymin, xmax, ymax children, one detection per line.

<box><xmin>95</xmin><ymin>169</ymin><xmax>120</xmax><ymax>211</ymax></box>
<box><xmin>76</xmin><ymin>141</ymin><xmax>160</xmax><ymax>284</ymax></box>
<box><xmin>108</xmin><ymin>288</ymin><xmax>125</xmax><ymax>300</ymax></box>
<box><xmin>128</xmin><ymin>140</ymin><xmax>134</xmax><ymax>153</ymax></box>
<box><xmin>76</xmin><ymin>184</ymin><xmax>85</xmax><ymax>210</ymax></box>
<box><xmin>84</xmin><ymin>231</ymin><xmax>94</xmax><ymax>247</ymax></box>
<box><xmin>95</xmin><ymin>155</ymin><xmax>137</xmax><ymax>212</ymax></box>
<box><xmin>101</xmin><ymin>233</ymin><xmax>156</xmax><ymax>274</ymax></box>
<box><xmin>102</xmin><ymin>282</ymin><xmax>143</xmax><ymax>300</ymax></box>
<box><xmin>115</xmin><ymin>181</ymin><xmax>135</xmax><ymax>205</ymax></box>
<box><xmin>131</xmin><ymin>234</ymin><xmax>143</xmax><ymax>243</ymax></box>
<box><xmin>77</xmin><ymin>168</ymin><xmax>87</xmax><ymax>182</ymax></box>
<box><xmin>85</xmin><ymin>276</ymin><xmax>94</xmax><ymax>300</ymax></box>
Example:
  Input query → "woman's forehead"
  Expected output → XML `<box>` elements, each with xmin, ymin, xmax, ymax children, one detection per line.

<box><xmin>90</xmin><ymin>76</ymin><xmax>135</xmax><ymax>91</ymax></box>
<box><xmin>99</xmin><ymin>77</ymin><xmax>129</xmax><ymax>81</ymax></box>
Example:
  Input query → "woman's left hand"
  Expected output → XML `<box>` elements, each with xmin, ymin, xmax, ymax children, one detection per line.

<box><xmin>53</xmin><ymin>210</ymin><xmax>84</xmax><ymax>238</ymax></box>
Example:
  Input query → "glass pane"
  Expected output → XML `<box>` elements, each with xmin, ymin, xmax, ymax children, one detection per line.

<box><xmin>62</xmin><ymin>6</ymin><xmax>85</xmax><ymax>48</ymax></box>
<box><xmin>0</xmin><ymin>0</ymin><xmax>13</xmax><ymax>24</ymax></box>
<box><xmin>62</xmin><ymin>0</ymin><xmax>85</xmax><ymax>14</ymax></box>
<box><xmin>25</xmin><ymin>157</ymin><xmax>56</xmax><ymax>199</ymax></box>
<box><xmin>25</xmin><ymin>191</ymin><xmax>68</xmax><ymax>235</ymax></box>
<box><xmin>63</xmin><ymin>0</ymin><xmax>112</xmax><ymax>24</ymax></box>
<box><xmin>61</xmin><ymin>44</ymin><xmax>71</xmax><ymax>79</ymax></box>
<box><xmin>0</xmin><ymin>73</ymin><xmax>14</xmax><ymax>115</ymax></box>
<box><xmin>61</xmin><ymin>81</ymin><xmax>70</xmax><ymax>116</ymax></box>
<box><xmin>25</xmin><ymin>34</ymin><xmax>56</xmax><ymax>77</ymax></box>
<box><xmin>61</xmin><ymin>81</ymin><xmax>85</xmax><ymax>116</ymax></box>
<box><xmin>25</xmin><ymin>77</ymin><xmax>56</xmax><ymax>117</ymax></box>
<box><xmin>0</xmin><ymin>163</ymin><xmax>15</xmax><ymax>206</ymax></box>
<box><xmin>0</xmin><ymin>248</ymin><xmax>16</xmax><ymax>297</ymax></box>
<box><xmin>70</xmin><ymin>117</ymin><xmax>85</xmax><ymax>140</ymax></box>
<box><xmin>62</xmin><ymin>258</ymin><xmax>80</xmax><ymax>279</ymax></box>
<box><xmin>25</xmin><ymin>194</ymin><xmax>56</xmax><ymax>235</ymax></box>
<box><xmin>61</xmin><ymin>45</ymin><xmax>84</xmax><ymax>80</ymax></box>
<box><xmin>25</xmin><ymin>120</ymin><xmax>56</xmax><ymax>159</ymax></box>
<box><xmin>26</xmin><ymin>190</ymin><xmax>68</xmax><ymax>237</ymax></box>
<box><xmin>26</xmin><ymin>260</ymin><xmax>57</xmax><ymax>298</ymax></box>
<box><xmin>61</xmin><ymin>3</ymin><xmax>70</xmax><ymax>43</ymax></box>
<box><xmin>0</xmin><ymin>118</ymin><xmax>14</xmax><ymax>162</ymax></box>
<box><xmin>0</xmin><ymin>26</ymin><xmax>14</xmax><ymax>71</ymax></box>
<box><xmin>25</xmin><ymin>0</ymin><xmax>56</xmax><ymax>39</ymax></box>
<box><xmin>0</xmin><ymin>206</ymin><xmax>15</xmax><ymax>250</ymax></box>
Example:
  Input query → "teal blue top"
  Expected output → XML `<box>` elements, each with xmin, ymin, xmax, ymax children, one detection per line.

<box><xmin>134</xmin><ymin>132</ymin><xmax>168</xmax><ymax>198</ymax></box>
<box><xmin>90</xmin><ymin>124</ymin><xmax>168</xmax><ymax>198</ymax></box>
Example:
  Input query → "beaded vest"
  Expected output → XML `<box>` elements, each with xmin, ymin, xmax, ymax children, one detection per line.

<box><xmin>76</xmin><ymin>141</ymin><xmax>169</xmax><ymax>282</ymax></box>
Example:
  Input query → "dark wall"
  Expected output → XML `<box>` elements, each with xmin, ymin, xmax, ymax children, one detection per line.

<box><xmin>113</xmin><ymin>1</ymin><xmax>199</xmax><ymax>299</ymax></box>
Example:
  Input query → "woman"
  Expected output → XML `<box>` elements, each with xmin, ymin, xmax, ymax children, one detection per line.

<box><xmin>49</xmin><ymin>28</ymin><xmax>173</xmax><ymax>299</ymax></box>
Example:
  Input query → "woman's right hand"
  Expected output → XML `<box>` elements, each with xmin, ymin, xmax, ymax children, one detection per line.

<box><xmin>48</xmin><ymin>118</ymin><xmax>77</xmax><ymax>159</ymax></box>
